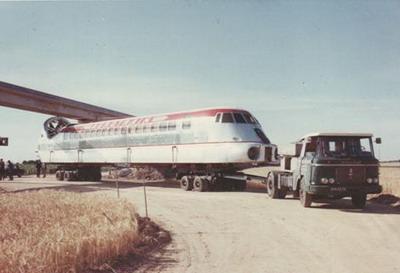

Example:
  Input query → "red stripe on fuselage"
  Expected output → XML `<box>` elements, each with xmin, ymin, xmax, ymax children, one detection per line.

<box><xmin>62</xmin><ymin>108</ymin><xmax>250</xmax><ymax>133</ymax></box>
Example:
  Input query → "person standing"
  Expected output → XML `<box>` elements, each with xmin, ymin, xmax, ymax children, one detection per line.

<box><xmin>42</xmin><ymin>162</ymin><xmax>47</xmax><ymax>178</ymax></box>
<box><xmin>35</xmin><ymin>159</ymin><xmax>42</xmax><ymax>178</ymax></box>
<box><xmin>0</xmin><ymin>159</ymin><xmax>5</xmax><ymax>180</ymax></box>
<box><xmin>7</xmin><ymin>160</ymin><xmax>14</xmax><ymax>181</ymax></box>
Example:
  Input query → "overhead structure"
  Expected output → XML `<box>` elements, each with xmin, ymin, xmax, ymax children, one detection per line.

<box><xmin>0</xmin><ymin>81</ymin><xmax>133</xmax><ymax>123</ymax></box>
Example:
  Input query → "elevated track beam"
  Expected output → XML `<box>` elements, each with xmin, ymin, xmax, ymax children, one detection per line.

<box><xmin>0</xmin><ymin>81</ymin><xmax>133</xmax><ymax>122</ymax></box>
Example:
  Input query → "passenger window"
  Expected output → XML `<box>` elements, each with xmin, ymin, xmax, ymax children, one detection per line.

<box><xmin>168</xmin><ymin>122</ymin><xmax>176</xmax><ymax>131</ymax></box>
<box><xmin>128</xmin><ymin>127</ymin><xmax>132</xmax><ymax>134</ymax></box>
<box><xmin>135</xmin><ymin>125</ymin><xmax>142</xmax><ymax>133</ymax></box>
<box><xmin>221</xmin><ymin>113</ymin><xmax>234</xmax><ymax>123</ymax></box>
<box><xmin>159</xmin><ymin>122</ymin><xmax>167</xmax><ymax>131</ymax></box>
<box><xmin>233</xmin><ymin>113</ymin><xmax>246</xmax><ymax>123</ymax></box>
<box><xmin>96</xmin><ymin>129</ymin><xmax>101</xmax><ymax>136</ymax></box>
<box><xmin>121</xmin><ymin>127</ymin><xmax>127</xmax><ymax>135</ymax></box>
<box><xmin>151</xmin><ymin>123</ymin><xmax>158</xmax><ymax>132</ymax></box>
<box><xmin>215</xmin><ymin>113</ymin><xmax>221</xmax><ymax>123</ymax></box>
<box><xmin>143</xmin><ymin>124</ymin><xmax>150</xmax><ymax>133</ymax></box>
<box><xmin>114</xmin><ymin>128</ymin><xmax>119</xmax><ymax>135</ymax></box>
<box><xmin>182</xmin><ymin>120</ymin><xmax>191</xmax><ymax>129</ymax></box>
<box><xmin>108</xmin><ymin>128</ymin><xmax>112</xmax><ymax>135</ymax></box>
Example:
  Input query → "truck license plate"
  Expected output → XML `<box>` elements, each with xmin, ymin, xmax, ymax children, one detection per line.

<box><xmin>331</xmin><ymin>187</ymin><xmax>346</xmax><ymax>192</ymax></box>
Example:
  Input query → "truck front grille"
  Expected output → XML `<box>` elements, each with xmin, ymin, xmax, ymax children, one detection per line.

<box><xmin>336</xmin><ymin>167</ymin><xmax>365</xmax><ymax>184</ymax></box>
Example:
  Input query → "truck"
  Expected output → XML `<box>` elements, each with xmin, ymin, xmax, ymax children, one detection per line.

<box><xmin>264</xmin><ymin>133</ymin><xmax>382</xmax><ymax>208</ymax></box>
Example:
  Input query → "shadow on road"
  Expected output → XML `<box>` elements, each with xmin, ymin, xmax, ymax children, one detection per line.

<box><xmin>312</xmin><ymin>199</ymin><xmax>400</xmax><ymax>215</ymax></box>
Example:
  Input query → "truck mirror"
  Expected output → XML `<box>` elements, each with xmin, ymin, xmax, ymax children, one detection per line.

<box><xmin>375</xmin><ymin>137</ymin><xmax>382</xmax><ymax>144</ymax></box>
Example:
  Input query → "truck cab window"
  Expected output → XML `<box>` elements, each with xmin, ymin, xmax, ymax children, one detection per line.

<box><xmin>221</xmin><ymin>113</ymin><xmax>234</xmax><ymax>123</ymax></box>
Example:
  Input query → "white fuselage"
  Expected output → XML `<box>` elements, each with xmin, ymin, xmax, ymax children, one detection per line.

<box><xmin>37</xmin><ymin>108</ymin><xmax>278</xmax><ymax>168</ymax></box>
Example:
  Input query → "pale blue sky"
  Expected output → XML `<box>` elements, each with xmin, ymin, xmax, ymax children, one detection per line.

<box><xmin>0</xmin><ymin>1</ymin><xmax>399</xmax><ymax>161</ymax></box>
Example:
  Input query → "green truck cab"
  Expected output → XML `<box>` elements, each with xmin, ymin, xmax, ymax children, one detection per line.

<box><xmin>265</xmin><ymin>133</ymin><xmax>382</xmax><ymax>208</ymax></box>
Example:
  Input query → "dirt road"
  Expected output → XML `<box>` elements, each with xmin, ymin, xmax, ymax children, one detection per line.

<box><xmin>2</xmin><ymin>178</ymin><xmax>400</xmax><ymax>273</ymax></box>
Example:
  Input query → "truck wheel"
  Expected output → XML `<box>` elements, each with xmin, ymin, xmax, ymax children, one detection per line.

<box><xmin>193</xmin><ymin>176</ymin><xmax>208</xmax><ymax>192</ymax></box>
<box><xmin>180</xmin><ymin>176</ymin><xmax>193</xmax><ymax>191</ymax></box>
<box><xmin>266</xmin><ymin>173</ymin><xmax>279</xmax><ymax>199</ymax></box>
<box><xmin>299</xmin><ymin>179</ymin><xmax>312</xmax><ymax>207</ymax></box>
<box><xmin>237</xmin><ymin>180</ymin><xmax>247</xmax><ymax>191</ymax></box>
<box><xmin>351</xmin><ymin>192</ymin><xmax>367</xmax><ymax>209</ymax></box>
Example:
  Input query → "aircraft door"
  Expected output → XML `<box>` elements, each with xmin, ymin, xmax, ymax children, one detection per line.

<box><xmin>49</xmin><ymin>150</ymin><xmax>54</xmax><ymax>163</ymax></box>
<box><xmin>172</xmin><ymin>146</ymin><xmax>178</xmax><ymax>163</ymax></box>
<box><xmin>78</xmin><ymin>149</ymin><xmax>84</xmax><ymax>163</ymax></box>
<box><xmin>127</xmin><ymin>147</ymin><xmax>132</xmax><ymax>163</ymax></box>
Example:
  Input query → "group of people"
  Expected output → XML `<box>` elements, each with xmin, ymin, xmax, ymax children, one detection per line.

<box><xmin>0</xmin><ymin>159</ymin><xmax>46</xmax><ymax>181</ymax></box>
<box><xmin>0</xmin><ymin>158</ymin><xmax>17</xmax><ymax>181</ymax></box>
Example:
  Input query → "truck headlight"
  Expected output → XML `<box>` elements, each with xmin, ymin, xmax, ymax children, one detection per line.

<box><xmin>366</xmin><ymin>178</ymin><xmax>373</xmax><ymax>184</ymax></box>
<box><xmin>320</xmin><ymin>178</ymin><xmax>328</xmax><ymax>184</ymax></box>
<box><xmin>329</xmin><ymin>178</ymin><xmax>335</xmax><ymax>184</ymax></box>
<box><xmin>373</xmin><ymin>178</ymin><xmax>379</xmax><ymax>184</ymax></box>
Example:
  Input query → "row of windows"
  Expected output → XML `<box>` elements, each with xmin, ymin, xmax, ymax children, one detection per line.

<box><xmin>65</xmin><ymin>120</ymin><xmax>191</xmax><ymax>139</ymax></box>
<box><xmin>215</xmin><ymin>112</ymin><xmax>258</xmax><ymax>124</ymax></box>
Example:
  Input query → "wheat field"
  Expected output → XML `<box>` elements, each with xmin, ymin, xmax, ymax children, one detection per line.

<box><xmin>380</xmin><ymin>165</ymin><xmax>400</xmax><ymax>197</ymax></box>
<box><xmin>0</xmin><ymin>190</ymin><xmax>138</xmax><ymax>273</ymax></box>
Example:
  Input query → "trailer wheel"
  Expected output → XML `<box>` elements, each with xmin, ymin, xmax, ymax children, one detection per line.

<box><xmin>193</xmin><ymin>176</ymin><xmax>208</xmax><ymax>192</ymax></box>
<box><xmin>64</xmin><ymin>171</ymin><xmax>72</xmax><ymax>181</ymax></box>
<box><xmin>55</xmin><ymin>170</ymin><xmax>64</xmax><ymax>181</ymax></box>
<box><xmin>266</xmin><ymin>173</ymin><xmax>279</xmax><ymax>199</ymax></box>
<box><xmin>180</xmin><ymin>176</ymin><xmax>193</xmax><ymax>191</ymax></box>
<box><xmin>351</xmin><ymin>192</ymin><xmax>367</xmax><ymax>209</ymax></box>
<box><xmin>299</xmin><ymin>179</ymin><xmax>312</xmax><ymax>207</ymax></box>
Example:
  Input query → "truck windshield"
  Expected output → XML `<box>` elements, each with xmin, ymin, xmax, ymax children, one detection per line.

<box><xmin>318</xmin><ymin>137</ymin><xmax>374</xmax><ymax>158</ymax></box>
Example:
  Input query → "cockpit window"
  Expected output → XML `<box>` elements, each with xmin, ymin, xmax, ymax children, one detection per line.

<box><xmin>254</xmin><ymin>128</ymin><xmax>271</xmax><ymax>144</ymax></box>
<box><xmin>221</xmin><ymin>113</ymin><xmax>234</xmax><ymax>123</ymax></box>
<box><xmin>215</xmin><ymin>113</ymin><xmax>221</xmax><ymax>123</ymax></box>
<box><xmin>233</xmin><ymin>113</ymin><xmax>246</xmax><ymax>123</ymax></box>
<box><xmin>243</xmin><ymin>113</ymin><xmax>256</xmax><ymax>124</ymax></box>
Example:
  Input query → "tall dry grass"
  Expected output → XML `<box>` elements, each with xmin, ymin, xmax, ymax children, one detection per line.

<box><xmin>0</xmin><ymin>190</ymin><xmax>138</xmax><ymax>273</ymax></box>
<box><xmin>380</xmin><ymin>166</ymin><xmax>400</xmax><ymax>197</ymax></box>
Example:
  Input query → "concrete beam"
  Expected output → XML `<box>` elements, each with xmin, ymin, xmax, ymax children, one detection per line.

<box><xmin>0</xmin><ymin>81</ymin><xmax>133</xmax><ymax>122</ymax></box>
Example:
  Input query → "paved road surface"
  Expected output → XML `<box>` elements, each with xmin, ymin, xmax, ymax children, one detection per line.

<box><xmin>1</xmin><ymin>177</ymin><xmax>400</xmax><ymax>273</ymax></box>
